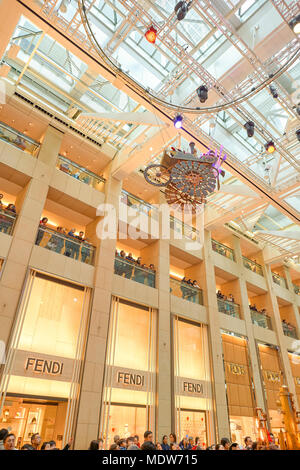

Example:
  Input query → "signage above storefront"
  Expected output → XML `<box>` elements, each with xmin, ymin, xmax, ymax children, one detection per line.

<box><xmin>227</xmin><ymin>363</ymin><xmax>246</xmax><ymax>376</ymax></box>
<box><xmin>264</xmin><ymin>370</ymin><xmax>281</xmax><ymax>383</ymax></box>
<box><xmin>177</xmin><ymin>377</ymin><xmax>209</xmax><ymax>398</ymax></box>
<box><xmin>116</xmin><ymin>371</ymin><xmax>145</xmax><ymax>387</ymax></box>
<box><xmin>110</xmin><ymin>366</ymin><xmax>149</xmax><ymax>392</ymax></box>
<box><xmin>25</xmin><ymin>357</ymin><xmax>64</xmax><ymax>376</ymax></box>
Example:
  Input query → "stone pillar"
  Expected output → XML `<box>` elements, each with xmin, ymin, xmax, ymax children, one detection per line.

<box><xmin>232</xmin><ymin>235</ymin><xmax>266</xmax><ymax>411</ymax></box>
<box><xmin>201</xmin><ymin>230</ymin><xmax>230</xmax><ymax>440</ymax></box>
<box><xmin>262</xmin><ymin>252</ymin><xmax>298</xmax><ymax>408</ymax></box>
<box><xmin>74</xmin><ymin>169</ymin><xmax>122</xmax><ymax>449</ymax></box>
<box><xmin>0</xmin><ymin>126</ymin><xmax>63</xmax><ymax>349</ymax></box>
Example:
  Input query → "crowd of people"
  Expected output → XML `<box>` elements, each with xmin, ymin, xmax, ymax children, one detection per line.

<box><xmin>281</xmin><ymin>319</ymin><xmax>297</xmax><ymax>337</ymax></box>
<box><xmin>0</xmin><ymin>429</ymin><xmax>279</xmax><ymax>451</ymax></box>
<box><xmin>176</xmin><ymin>277</ymin><xmax>201</xmax><ymax>302</ymax></box>
<box><xmin>115</xmin><ymin>250</ymin><xmax>156</xmax><ymax>287</ymax></box>
<box><xmin>216</xmin><ymin>290</ymin><xmax>238</xmax><ymax>316</ymax></box>
<box><xmin>0</xmin><ymin>194</ymin><xmax>17</xmax><ymax>234</ymax></box>
<box><xmin>36</xmin><ymin>217</ymin><xmax>93</xmax><ymax>263</ymax></box>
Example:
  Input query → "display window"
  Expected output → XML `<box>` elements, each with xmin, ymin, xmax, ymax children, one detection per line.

<box><xmin>173</xmin><ymin>317</ymin><xmax>214</xmax><ymax>447</ymax></box>
<box><xmin>222</xmin><ymin>333</ymin><xmax>258</xmax><ymax>445</ymax></box>
<box><xmin>100</xmin><ymin>297</ymin><xmax>157</xmax><ymax>447</ymax></box>
<box><xmin>288</xmin><ymin>352</ymin><xmax>300</xmax><ymax>408</ymax></box>
<box><xmin>0</xmin><ymin>270</ymin><xmax>91</xmax><ymax>449</ymax></box>
<box><xmin>257</xmin><ymin>343</ymin><xmax>283</xmax><ymax>436</ymax></box>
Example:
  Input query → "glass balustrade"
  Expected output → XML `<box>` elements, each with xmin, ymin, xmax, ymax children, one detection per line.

<box><xmin>170</xmin><ymin>277</ymin><xmax>203</xmax><ymax>304</ymax></box>
<box><xmin>217</xmin><ymin>298</ymin><xmax>240</xmax><ymax>318</ymax></box>
<box><xmin>282</xmin><ymin>321</ymin><xmax>298</xmax><ymax>339</ymax></box>
<box><xmin>170</xmin><ymin>216</ymin><xmax>200</xmax><ymax>241</ymax></box>
<box><xmin>242</xmin><ymin>256</ymin><xmax>264</xmax><ymax>276</ymax></box>
<box><xmin>0</xmin><ymin>121</ymin><xmax>40</xmax><ymax>156</ymax></box>
<box><xmin>272</xmin><ymin>273</ymin><xmax>287</xmax><ymax>289</ymax></box>
<box><xmin>120</xmin><ymin>190</ymin><xmax>157</xmax><ymax>216</ymax></box>
<box><xmin>0</xmin><ymin>208</ymin><xmax>17</xmax><ymax>235</ymax></box>
<box><xmin>212</xmin><ymin>239</ymin><xmax>235</xmax><ymax>261</ymax></box>
<box><xmin>293</xmin><ymin>284</ymin><xmax>300</xmax><ymax>295</ymax></box>
<box><xmin>35</xmin><ymin>227</ymin><xmax>95</xmax><ymax>265</ymax></box>
<box><xmin>250</xmin><ymin>309</ymin><xmax>272</xmax><ymax>329</ymax></box>
<box><xmin>57</xmin><ymin>155</ymin><xmax>105</xmax><ymax>190</ymax></box>
<box><xmin>114</xmin><ymin>256</ymin><xmax>156</xmax><ymax>287</ymax></box>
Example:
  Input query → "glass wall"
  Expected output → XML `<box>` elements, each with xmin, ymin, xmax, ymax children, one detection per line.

<box><xmin>222</xmin><ymin>333</ymin><xmax>258</xmax><ymax>445</ymax></box>
<box><xmin>173</xmin><ymin>317</ymin><xmax>214</xmax><ymax>447</ymax></box>
<box><xmin>0</xmin><ymin>271</ymin><xmax>91</xmax><ymax>449</ymax></box>
<box><xmin>100</xmin><ymin>297</ymin><xmax>157</xmax><ymax>447</ymax></box>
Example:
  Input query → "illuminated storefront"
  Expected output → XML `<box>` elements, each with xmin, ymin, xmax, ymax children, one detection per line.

<box><xmin>0</xmin><ymin>270</ymin><xmax>91</xmax><ymax>448</ymax></box>
<box><xmin>288</xmin><ymin>352</ymin><xmax>300</xmax><ymax>410</ymax></box>
<box><xmin>222</xmin><ymin>333</ymin><xmax>258</xmax><ymax>444</ymax></box>
<box><xmin>173</xmin><ymin>317</ymin><xmax>214</xmax><ymax>447</ymax></box>
<box><xmin>257</xmin><ymin>343</ymin><xmax>283</xmax><ymax>435</ymax></box>
<box><xmin>100</xmin><ymin>297</ymin><xmax>157</xmax><ymax>446</ymax></box>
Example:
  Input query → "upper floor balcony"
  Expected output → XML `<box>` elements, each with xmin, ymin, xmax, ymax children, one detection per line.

<box><xmin>243</xmin><ymin>256</ymin><xmax>264</xmax><ymax>276</ymax></box>
<box><xmin>114</xmin><ymin>254</ymin><xmax>156</xmax><ymax>287</ymax></box>
<box><xmin>57</xmin><ymin>155</ymin><xmax>106</xmax><ymax>192</ymax></box>
<box><xmin>0</xmin><ymin>206</ymin><xmax>17</xmax><ymax>236</ymax></box>
<box><xmin>272</xmin><ymin>273</ymin><xmax>287</xmax><ymax>289</ymax></box>
<box><xmin>217</xmin><ymin>296</ymin><xmax>240</xmax><ymax>318</ymax></box>
<box><xmin>212</xmin><ymin>239</ymin><xmax>235</xmax><ymax>261</ymax></box>
<box><xmin>282</xmin><ymin>320</ymin><xmax>298</xmax><ymax>339</ymax></box>
<box><xmin>293</xmin><ymin>283</ymin><xmax>300</xmax><ymax>296</ymax></box>
<box><xmin>170</xmin><ymin>277</ymin><xmax>203</xmax><ymax>305</ymax></box>
<box><xmin>35</xmin><ymin>225</ymin><xmax>96</xmax><ymax>266</ymax></box>
<box><xmin>0</xmin><ymin>121</ymin><xmax>40</xmax><ymax>157</ymax></box>
<box><xmin>170</xmin><ymin>216</ymin><xmax>201</xmax><ymax>242</ymax></box>
<box><xmin>250</xmin><ymin>307</ymin><xmax>272</xmax><ymax>330</ymax></box>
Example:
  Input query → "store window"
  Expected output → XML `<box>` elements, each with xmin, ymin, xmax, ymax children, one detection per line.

<box><xmin>0</xmin><ymin>270</ymin><xmax>91</xmax><ymax>448</ymax></box>
<box><xmin>289</xmin><ymin>352</ymin><xmax>300</xmax><ymax>407</ymax></box>
<box><xmin>173</xmin><ymin>317</ymin><xmax>214</xmax><ymax>447</ymax></box>
<box><xmin>222</xmin><ymin>333</ymin><xmax>258</xmax><ymax>445</ymax></box>
<box><xmin>100</xmin><ymin>297</ymin><xmax>157</xmax><ymax>446</ymax></box>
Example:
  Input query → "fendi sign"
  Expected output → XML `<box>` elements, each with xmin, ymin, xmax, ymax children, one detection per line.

<box><xmin>25</xmin><ymin>357</ymin><xmax>64</xmax><ymax>376</ymax></box>
<box><xmin>178</xmin><ymin>377</ymin><xmax>209</xmax><ymax>398</ymax></box>
<box><xmin>110</xmin><ymin>366</ymin><xmax>149</xmax><ymax>392</ymax></box>
<box><xmin>228</xmin><ymin>363</ymin><xmax>245</xmax><ymax>376</ymax></box>
<box><xmin>117</xmin><ymin>371</ymin><xmax>145</xmax><ymax>387</ymax></box>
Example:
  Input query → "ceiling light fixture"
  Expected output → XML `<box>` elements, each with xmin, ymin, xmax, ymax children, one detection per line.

<box><xmin>145</xmin><ymin>26</ymin><xmax>157</xmax><ymax>44</ymax></box>
<box><xmin>174</xmin><ymin>1</ymin><xmax>192</xmax><ymax>21</ymax></box>
<box><xmin>244</xmin><ymin>121</ymin><xmax>255</xmax><ymax>137</ymax></box>
<box><xmin>196</xmin><ymin>85</ymin><xmax>208</xmax><ymax>103</ymax></box>
<box><xmin>173</xmin><ymin>114</ymin><xmax>183</xmax><ymax>129</ymax></box>
<box><xmin>289</xmin><ymin>14</ymin><xmax>300</xmax><ymax>34</ymax></box>
<box><xmin>265</xmin><ymin>141</ymin><xmax>276</xmax><ymax>153</ymax></box>
<box><xmin>269</xmin><ymin>84</ymin><xmax>278</xmax><ymax>99</ymax></box>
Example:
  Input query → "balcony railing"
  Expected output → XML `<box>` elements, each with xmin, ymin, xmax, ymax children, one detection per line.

<box><xmin>0</xmin><ymin>121</ymin><xmax>40</xmax><ymax>156</ymax></box>
<box><xmin>114</xmin><ymin>256</ymin><xmax>156</xmax><ymax>287</ymax></box>
<box><xmin>293</xmin><ymin>284</ymin><xmax>300</xmax><ymax>295</ymax></box>
<box><xmin>217</xmin><ymin>298</ymin><xmax>240</xmax><ymax>318</ymax></box>
<box><xmin>57</xmin><ymin>155</ymin><xmax>105</xmax><ymax>190</ymax></box>
<box><xmin>282</xmin><ymin>322</ymin><xmax>298</xmax><ymax>339</ymax></box>
<box><xmin>170</xmin><ymin>216</ymin><xmax>200</xmax><ymax>241</ymax></box>
<box><xmin>35</xmin><ymin>227</ymin><xmax>95</xmax><ymax>265</ymax></box>
<box><xmin>272</xmin><ymin>273</ymin><xmax>287</xmax><ymax>289</ymax></box>
<box><xmin>212</xmin><ymin>239</ymin><xmax>235</xmax><ymax>261</ymax></box>
<box><xmin>250</xmin><ymin>309</ymin><xmax>272</xmax><ymax>330</ymax></box>
<box><xmin>242</xmin><ymin>256</ymin><xmax>264</xmax><ymax>276</ymax></box>
<box><xmin>120</xmin><ymin>190</ymin><xmax>157</xmax><ymax>216</ymax></box>
<box><xmin>0</xmin><ymin>208</ymin><xmax>17</xmax><ymax>235</ymax></box>
<box><xmin>170</xmin><ymin>277</ymin><xmax>203</xmax><ymax>304</ymax></box>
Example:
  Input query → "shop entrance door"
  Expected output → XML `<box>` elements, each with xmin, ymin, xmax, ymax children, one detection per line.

<box><xmin>106</xmin><ymin>404</ymin><xmax>147</xmax><ymax>446</ymax></box>
<box><xmin>179</xmin><ymin>409</ymin><xmax>207</xmax><ymax>447</ymax></box>
<box><xmin>0</xmin><ymin>396</ymin><xmax>67</xmax><ymax>449</ymax></box>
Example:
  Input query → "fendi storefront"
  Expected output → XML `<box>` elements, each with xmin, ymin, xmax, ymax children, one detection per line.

<box><xmin>0</xmin><ymin>271</ymin><xmax>91</xmax><ymax>448</ymax></box>
<box><xmin>222</xmin><ymin>333</ymin><xmax>258</xmax><ymax>444</ymax></box>
<box><xmin>257</xmin><ymin>343</ymin><xmax>283</xmax><ymax>435</ymax></box>
<box><xmin>100</xmin><ymin>297</ymin><xmax>157</xmax><ymax>446</ymax></box>
<box><xmin>173</xmin><ymin>317</ymin><xmax>215</xmax><ymax>447</ymax></box>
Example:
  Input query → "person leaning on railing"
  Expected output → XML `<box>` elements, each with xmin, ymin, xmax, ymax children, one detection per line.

<box><xmin>36</xmin><ymin>217</ymin><xmax>48</xmax><ymax>245</ymax></box>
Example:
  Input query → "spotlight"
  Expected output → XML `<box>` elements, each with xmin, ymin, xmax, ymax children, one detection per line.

<box><xmin>296</xmin><ymin>129</ymin><xmax>300</xmax><ymax>142</ymax></box>
<box><xmin>173</xmin><ymin>114</ymin><xmax>183</xmax><ymax>129</ymax></box>
<box><xmin>265</xmin><ymin>141</ymin><xmax>276</xmax><ymax>153</ymax></box>
<box><xmin>244</xmin><ymin>121</ymin><xmax>255</xmax><ymax>138</ymax></box>
<box><xmin>289</xmin><ymin>14</ymin><xmax>300</xmax><ymax>34</ymax></box>
<box><xmin>269</xmin><ymin>84</ymin><xmax>278</xmax><ymax>99</ymax></box>
<box><xmin>174</xmin><ymin>1</ymin><xmax>192</xmax><ymax>21</ymax></box>
<box><xmin>196</xmin><ymin>85</ymin><xmax>208</xmax><ymax>103</ymax></box>
<box><xmin>145</xmin><ymin>26</ymin><xmax>157</xmax><ymax>44</ymax></box>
